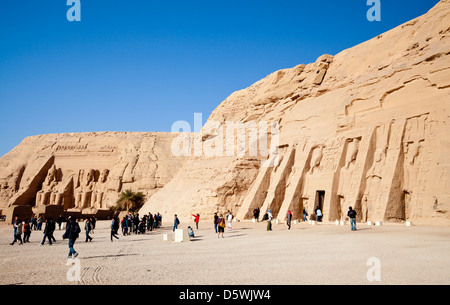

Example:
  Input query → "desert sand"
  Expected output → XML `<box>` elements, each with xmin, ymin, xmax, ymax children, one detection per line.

<box><xmin>0</xmin><ymin>219</ymin><xmax>449</xmax><ymax>285</ymax></box>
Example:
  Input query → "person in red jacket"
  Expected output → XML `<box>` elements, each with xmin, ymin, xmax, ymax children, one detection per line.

<box><xmin>192</xmin><ymin>213</ymin><xmax>200</xmax><ymax>230</ymax></box>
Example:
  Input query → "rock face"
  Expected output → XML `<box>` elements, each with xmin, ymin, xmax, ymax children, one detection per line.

<box><xmin>1</xmin><ymin>1</ymin><xmax>449</xmax><ymax>226</ymax></box>
<box><xmin>140</xmin><ymin>0</ymin><xmax>450</xmax><ymax>225</ymax></box>
<box><xmin>0</xmin><ymin>132</ymin><xmax>188</xmax><ymax>219</ymax></box>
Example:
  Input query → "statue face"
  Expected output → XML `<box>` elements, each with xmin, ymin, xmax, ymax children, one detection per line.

<box><xmin>407</xmin><ymin>142</ymin><xmax>420</xmax><ymax>165</ymax></box>
<box><xmin>47</xmin><ymin>166</ymin><xmax>56</xmax><ymax>182</ymax></box>
<box><xmin>374</xmin><ymin>149</ymin><xmax>383</xmax><ymax>163</ymax></box>
<box><xmin>346</xmin><ymin>140</ymin><xmax>359</xmax><ymax>165</ymax></box>
<box><xmin>99</xmin><ymin>170</ymin><xmax>109</xmax><ymax>182</ymax></box>
<box><xmin>86</xmin><ymin>170</ymin><xmax>95</xmax><ymax>183</ymax></box>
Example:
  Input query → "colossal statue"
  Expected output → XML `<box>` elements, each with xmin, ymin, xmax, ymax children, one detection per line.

<box><xmin>74</xmin><ymin>169</ymin><xmax>95</xmax><ymax>210</ymax></box>
<box><xmin>337</xmin><ymin>138</ymin><xmax>360</xmax><ymax>220</ymax></box>
<box><xmin>35</xmin><ymin>165</ymin><xmax>58</xmax><ymax>207</ymax></box>
<box><xmin>91</xmin><ymin>169</ymin><xmax>109</xmax><ymax>209</ymax></box>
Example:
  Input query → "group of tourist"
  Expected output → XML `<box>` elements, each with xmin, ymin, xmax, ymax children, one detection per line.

<box><xmin>250</xmin><ymin>205</ymin><xmax>358</xmax><ymax>232</ymax></box>
<box><xmin>9</xmin><ymin>214</ymin><xmax>96</xmax><ymax>246</ymax></box>
<box><xmin>212</xmin><ymin>210</ymin><xmax>234</xmax><ymax>238</ymax></box>
<box><xmin>9</xmin><ymin>205</ymin><xmax>359</xmax><ymax>259</ymax></box>
<box><xmin>117</xmin><ymin>212</ymin><xmax>162</xmax><ymax>237</ymax></box>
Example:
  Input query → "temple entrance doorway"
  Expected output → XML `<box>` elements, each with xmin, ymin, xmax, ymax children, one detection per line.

<box><xmin>315</xmin><ymin>191</ymin><xmax>325</xmax><ymax>221</ymax></box>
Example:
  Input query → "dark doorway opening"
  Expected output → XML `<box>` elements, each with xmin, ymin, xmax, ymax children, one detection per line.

<box><xmin>315</xmin><ymin>191</ymin><xmax>325</xmax><ymax>221</ymax></box>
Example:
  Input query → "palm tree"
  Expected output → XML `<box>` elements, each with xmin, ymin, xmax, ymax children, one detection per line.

<box><xmin>115</xmin><ymin>190</ymin><xmax>146</xmax><ymax>213</ymax></box>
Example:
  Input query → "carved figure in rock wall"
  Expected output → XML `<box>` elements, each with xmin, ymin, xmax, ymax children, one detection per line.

<box><xmin>337</xmin><ymin>138</ymin><xmax>360</xmax><ymax>220</ymax></box>
<box><xmin>74</xmin><ymin>169</ymin><xmax>95</xmax><ymax>210</ymax></box>
<box><xmin>402</xmin><ymin>115</ymin><xmax>427</xmax><ymax>219</ymax></box>
<box><xmin>49</xmin><ymin>175</ymin><xmax>74</xmax><ymax>206</ymax></box>
<box><xmin>133</xmin><ymin>138</ymin><xmax>158</xmax><ymax>189</ymax></box>
<box><xmin>91</xmin><ymin>169</ymin><xmax>109</xmax><ymax>209</ymax></box>
<box><xmin>122</xmin><ymin>144</ymin><xmax>139</xmax><ymax>183</ymax></box>
<box><xmin>308</xmin><ymin>145</ymin><xmax>324</xmax><ymax>175</ymax></box>
<box><xmin>35</xmin><ymin>165</ymin><xmax>59</xmax><ymax>206</ymax></box>
<box><xmin>362</xmin><ymin>147</ymin><xmax>386</xmax><ymax>222</ymax></box>
<box><xmin>302</xmin><ymin>145</ymin><xmax>325</xmax><ymax>213</ymax></box>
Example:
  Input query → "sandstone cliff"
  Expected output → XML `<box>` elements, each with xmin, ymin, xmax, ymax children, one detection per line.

<box><xmin>140</xmin><ymin>0</ymin><xmax>450</xmax><ymax>225</ymax></box>
<box><xmin>1</xmin><ymin>1</ymin><xmax>449</xmax><ymax>226</ymax></box>
<box><xmin>0</xmin><ymin>132</ymin><xmax>188</xmax><ymax>218</ymax></box>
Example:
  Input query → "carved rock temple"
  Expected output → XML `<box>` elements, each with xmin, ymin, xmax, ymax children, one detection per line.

<box><xmin>1</xmin><ymin>1</ymin><xmax>449</xmax><ymax>225</ymax></box>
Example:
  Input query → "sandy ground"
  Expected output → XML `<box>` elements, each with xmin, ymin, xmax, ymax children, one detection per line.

<box><xmin>0</xmin><ymin>219</ymin><xmax>449</xmax><ymax>285</ymax></box>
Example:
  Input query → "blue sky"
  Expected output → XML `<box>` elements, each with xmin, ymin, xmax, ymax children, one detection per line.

<box><xmin>0</xmin><ymin>0</ymin><xmax>440</xmax><ymax>157</ymax></box>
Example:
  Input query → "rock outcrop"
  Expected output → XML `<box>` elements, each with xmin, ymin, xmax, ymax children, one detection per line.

<box><xmin>140</xmin><ymin>0</ymin><xmax>450</xmax><ymax>225</ymax></box>
<box><xmin>0</xmin><ymin>132</ymin><xmax>188</xmax><ymax>219</ymax></box>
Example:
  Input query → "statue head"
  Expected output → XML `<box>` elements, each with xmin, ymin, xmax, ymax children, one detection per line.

<box><xmin>99</xmin><ymin>169</ymin><xmax>109</xmax><ymax>183</ymax></box>
<box><xmin>374</xmin><ymin>148</ymin><xmax>385</xmax><ymax>163</ymax></box>
<box><xmin>345</xmin><ymin>139</ymin><xmax>360</xmax><ymax>168</ymax></box>
<box><xmin>406</xmin><ymin>142</ymin><xmax>420</xmax><ymax>165</ymax></box>
<box><xmin>85</xmin><ymin>169</ymin><xmax>95</xmax><ymax>185</ymax></box>
<box><xmin>46</xmin><ymin>165</ymin><xmax>57</xmax><ymax>183</ymax></box>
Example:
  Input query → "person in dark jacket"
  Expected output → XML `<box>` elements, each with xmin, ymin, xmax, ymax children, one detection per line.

<box><xmin>111</xmin><ymin>216</ymin><xmax>120</xmax><ymax>242</ymax></box>
<box><xmin>63</xmin><ymin>217</ymin><xmax>81</xmax><ymax>258</ymax></box>
<box><xmin>23</xmin><ymin>219</ymin><xmax>31</xmax><ymax>243</ymax></box>
<box><xmin>40</xmin><ymin>218</ymin><xmax>56</xmax><ymax>245</ymax></box>
<box><xmin>10</xmin><ymin>217</ymin><xmax>23</xmax><ymax>245</ymax></box>
<box><xmin>147</xmin><ymin>213</ymin><xmax>154</xmax><ymax>231</ymax></box>
<box><xmin>348</xmin><ymin>206</ymin><xmax>357</xmax><ymax>231</ymax></box>
<box><xmin>286</xmin><ymin>210</ymin><xmax>293</xmax><ymax>230</ymax></box>
<box><xmin>85</xmin><ymin>218</ymin><xmax>93</xmax><ymax>242</ymax></box>
<box><xmin>214</xmin><ymin>212</ymin><xmax>219</xmax><ymax>233</ymax></box>
<box><xmin>133</xmin><ymin>214</ymin><xmax>140</xmax><ymax>234</ymax></box>
<box><xmin>57</xmin><ymin>215</ymin><xmax>65</xmax><ymax>230</ymax></box>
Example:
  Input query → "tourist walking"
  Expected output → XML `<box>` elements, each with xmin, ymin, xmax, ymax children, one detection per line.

<box><xmin>133</xmin><ymin>213</ymin><xmax>140</xmax><ymax>234</ymax></box>
<box><xmin>192</xmin><ymin>213</ymin><xmax>200</xmax><ymax>230</ymax></box>
<box><xmin>63</xmin><ymin>217</ymin><xmax>81</xmax><ymax>258</ymax></box>
<box><xmin>267</xmin><ymin>209</ymin><xmax>273</xmax><ymax>231</ymax></box>
<box><xmin>316</xmin><ymin>207</ymin><xmax>323</xmax><ymax>222</ymax></box>
<box><xmin>30</xmin><ymin>216</ymin><xmax>37</xmax><ymax>230</ymax></box>
<box><xmin>10</xmin><ymin>217</ymin><xmax>23</xmax><ymax>245</ymax></box>
<box><xmin>127</xmin><ymin>216</ymin><xmax>132</xmax><ymax>232</ymax></box>
<box><xmin>303</xmin><ymin>208</ymin><xmax>308</xmax><ymax>222</ymax></box>
<box><xmin>23</xmin><ymin>219</ymin><xmax>31</xmax><ymax>243</ymax></box>
<box><xmin>40</xmin><ymin>217</ymin><xmax>56</xmax><ymax>245</ymax></box>
<box><xmin>214</xmin><ymin>212</ymin><xmax>218</xmax><ymax>233</ymax></box>
<box><xmin>85</xmin><ymin>218</ymin><xmax>93</xmax><ymax>242</ymax></box>
<box><xmin>147</xmin><ymin>213</ymin><xmax>153</xmax><ymax>231</ymax></box>
<box><xmin>121</xmin><ymin>216</ymin><xmax>128</xmax><ymax>235</ymax></box>
<box><xmin>253</xmin><ymin>207</ymin><xmax>260</xmax><ymax>222</ymax></box>
<box><xmin>111</xmin><ymin>216</ymin><xmax>120</xmax><ymax>242</ymax></box>
<box><xmin>226</xmin><ymin>210</ymin><xmax>233</xmax><ymax>231</ymax></box>
<box><xmin>57</xmin><ymin>215</ymin><xmax>65</xmax><ymax>230</ymax></box>
<box><xmin>138</xmin><ymin>219</ymin><xmax>145</xmax><ymax>234</ymax></box>
<box><xmin>157</xmin><ymin>213</ymin><xmax>162</xmax><ymax>228</ymax></box>
<box><xmin>36</xmin><ymin>216</ymin><xmax>43</xmax><ymax>231</ymax></box>
<box><xmin>286</xmin><ymin>210</ymin><xmax>293</xmax><ymax>230</ymax></box>
<box><xmin>91</xmin><ymin>217</ymin><xmax>96</xmax><ymax>233</ymax></box>
<box><xmin>348</xmin><ymin>206</ymin><xmax>357</xmax><ymax>231</ymax></box>
<box><xmin>173</xmin><ymin>214</ymin><xmax>180</xmax><ymax>232</ymax></box>
<box><xmin>216</xmin><ymin>214</ymin><xmax>225</xmax><ymax>238</ymax></box>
